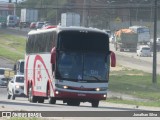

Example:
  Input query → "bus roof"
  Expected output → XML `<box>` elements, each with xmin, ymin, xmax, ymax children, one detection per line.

<box><xmin>28</xmin><ymin>26</ymin><xmax>107</xmax><ymax>35</ymax></box>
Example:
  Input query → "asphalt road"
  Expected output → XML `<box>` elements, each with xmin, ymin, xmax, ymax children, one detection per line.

<box><xmin>110</xmin><ymin>44</ymin><xmax>160</xmax><ymax>74</ymax></box>
<box><xmin>0</xmin><ymin>86</ymin><xmax>160</xmax><ymax>120</ymax></box>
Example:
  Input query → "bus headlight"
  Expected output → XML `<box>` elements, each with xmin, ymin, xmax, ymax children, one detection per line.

<box><xmin>95</xmin><ymin>87</ymin><xmax>107</xmax><ymax>91</ymax></box>
<box><xmin>96</xmin><ymin>88</ymin><xmax>100</xmax><ymax>91</ymax></box>
<box><xmin>55</xmin><ymin>84</ymin><xmax>68</xmax><ymax>89</ymax></box>
<box><xmin>55</xmin><ymin>91</ymin><xmax>59</xmax><ymax>94</ymax></box>
<box><xmin>63</xmin><ymin>86</ymin><xmax>68</xmax><ymax>89</ymax></box>
<box><xmin>15</xmin><ymin>85</ymin><xmax>20</xmax><ymax>89</ymax></box>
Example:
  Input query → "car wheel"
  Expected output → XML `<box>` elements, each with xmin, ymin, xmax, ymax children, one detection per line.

<box><xmin>11</xmin><ymin>90</ymin><xmax>15</xmax><ymax>100</ymax></box>
<box><xmin>7</xmin><ymin>93</ymin><xmax>11</xmax><ymax>99</ymax></box>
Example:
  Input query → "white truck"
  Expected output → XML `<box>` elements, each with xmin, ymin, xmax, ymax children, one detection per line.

<box><xmin>13</xmin><ymin>59</ymin><xmax>24</xmax><ymax>75</ymax></box>
<box><xmin>20</xmin><ymin>9</ymin><xmax>38</xmax><ymax>23</ymax></box>
<box><xmin>6</xmin><ymin>15</ymin><xmax>18</xmax><ymax>27</ymax></box>
<box><xmin>61</xmin><ymin>12</ymin><xmax>80</xmax><ymax>27</ymax></box>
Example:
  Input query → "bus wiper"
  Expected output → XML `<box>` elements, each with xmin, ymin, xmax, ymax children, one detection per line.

<box><xmin>84</xmin><ymin>75</ymin><xmax>101</xmax><ymax>81</ymax></box>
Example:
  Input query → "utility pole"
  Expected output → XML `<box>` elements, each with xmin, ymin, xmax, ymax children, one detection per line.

<box><xmin>152</xmin><ymin>0</ymin><xmax>157</xmax><ymax>84</ymax></box>
<box><xmin>56</xmin><ymin>0</ymin><xmax>58</xmax><ymax>25</ymax></box>
<box><xmin>129</xmin><ymin>0</ymin><xmax>133</xmax><ymax>26</ymax></box>
<box><xmin>82</xmin><ymin>0</ymin><xmax>87</xmax><ymax>27</ymax></box>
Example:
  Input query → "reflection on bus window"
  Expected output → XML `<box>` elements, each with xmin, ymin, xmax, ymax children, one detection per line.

<box><xmin>57</xmin><ymin>52</ymin><xmax>108</xmax><ymax>81</ymax></box>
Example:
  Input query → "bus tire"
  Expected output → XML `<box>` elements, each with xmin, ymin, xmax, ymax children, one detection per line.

<box><xmin>28</xmin><ymin>87</ymin><xmax>37</xmax><ymax>103</ymax></box>
<box><xmin>49</xmin><ymin>97</ymin><xmax>56</xmax><ymax>104</ymax></box>
<box><xmin>38</xmin><ymin>97</ymin><xmax>44</xmax><ymax>103</ymax></box>
<box><xmin>91</xmin><ymin>100</ymin><xmax>99</xmax><ymax>107</ymax></box>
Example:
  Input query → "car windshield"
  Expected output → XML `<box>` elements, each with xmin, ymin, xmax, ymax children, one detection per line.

<box><xmin>142</xmin><ymin>47</ymin><xmax>150</xmax><ymax>50</ymax></box>
<box><xmin>56</xmin><ymin>51</ymin><xmax>109</xmax><ymax>81</ymax></box>
<box><xmin>16</xmin><ymin>77</ymin><xmax>24</xmax><ymax>83</ymax></box>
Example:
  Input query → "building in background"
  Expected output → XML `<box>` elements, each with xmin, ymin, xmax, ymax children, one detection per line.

<box><xmin>0</xmin><ymin>1</ymin><xmax>15</xmax><ymax>23</ymax></box>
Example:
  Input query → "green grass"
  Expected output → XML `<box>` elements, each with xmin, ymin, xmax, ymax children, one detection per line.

<box><xmin>107</xmin><ymin>68</ymin><xmax>160</xmax><ymax>107</ymax></box>
<box><xmin>0</xmin><ymin>32</ymin><xmax>25</xmax><ymax>61</ymax></box>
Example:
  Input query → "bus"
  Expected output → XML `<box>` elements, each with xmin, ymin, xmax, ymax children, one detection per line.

<box><xmin>129</xmin><ymin>26</ymin><xmax>150</xmax><ymax>44</ymax></box>
<box><xmin>24</xmin><ymin>26</ymin><xmax>116</xmax><ymax>107</ymax></box>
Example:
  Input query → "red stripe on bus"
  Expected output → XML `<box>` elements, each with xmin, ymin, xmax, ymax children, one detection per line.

<box><xmin>25</xmin><ymin>56</ymin><xmax>30</xmax><ymax>95</ymax></box>
<box><xmin>33</xmin><ymin>91</ymin><xmax>46</xmax><ymax>97</ymax></box>
<box><xmin>33</xmin><ymin>55</ymin><xmax>55</xmax><ymax>95</ymax></box>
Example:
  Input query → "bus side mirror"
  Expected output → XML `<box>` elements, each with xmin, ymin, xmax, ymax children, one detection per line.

<box><xmin>50</xmin><ymin>47</ymin><xmax>56</xmax><ymax>64</ymax></box>
<box><xmin>110</xmin><ymin>51</ymin><xmax>116</xmax><ymax>67</ymax></box>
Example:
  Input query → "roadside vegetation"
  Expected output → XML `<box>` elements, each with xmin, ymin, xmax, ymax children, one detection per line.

<box><xmin>0</xmin><ymin>31</ymin><xmax>25</xmax><ymax>61</ymax></box>
<box><xmin>108</xmin><ymin>66</ymin><xmax>160</xmax><ymax>107</ymax></box>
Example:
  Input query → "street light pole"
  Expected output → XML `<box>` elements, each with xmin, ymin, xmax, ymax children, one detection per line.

<box><xmin>152</xmin><ymin>0</ymin><xmax>157</xmax><ymax>84</ymax></box>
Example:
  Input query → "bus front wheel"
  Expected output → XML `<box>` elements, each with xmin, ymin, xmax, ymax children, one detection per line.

<box><xmin>49</xmin><ymin>97</ymin><xmax>56</xmax><ymax>104</ymax></box>
<box><xmin>91</xmin><ymin>100</ymin><xmax>99</xmax><ymax>107</ymax></box>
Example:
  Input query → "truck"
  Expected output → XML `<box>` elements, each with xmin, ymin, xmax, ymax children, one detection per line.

<box><xmin>114</xmin><ymin>29</ymin><xmax>138</xmax><ymax>52</ymax></box>
<box><xmin>20</xmin><ymin>9</ymin><xmax>38</xmax><ymax>23</ymax></box>
<box><xmin>6</xmin><ymin>15</ymin><xmax>18</xmax><ymax>27</ymax></box>
<box><xmin>129</xmin><ymin>26</ymin><xmax>150</xmax><ymax>45</ymax></box>
<box><xmin>61</xmin><ymin>12</ymin><xmax>80</xmax><ymax>27</ymax></box>
<box><xmin>13</xmin><ymin>59</ymin><xmax>24</xmax><ymax>75</ymax></box>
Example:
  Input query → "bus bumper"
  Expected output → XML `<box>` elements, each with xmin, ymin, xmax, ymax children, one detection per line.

<box><xmin>54</xmin><ymin>90</ymin><xmax>107</xmax><ymax>100</ymax></box>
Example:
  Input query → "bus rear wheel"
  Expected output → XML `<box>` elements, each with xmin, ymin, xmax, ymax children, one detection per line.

<box><xmin>91</xmin><ymin>100</ymin><xmax>99</xmax><ymax>107</ymax></box>
<box><xmin>28</xmin><ymin>87</ymin><xmax>37</xmax><ymax>103</ymax></box>
<box><xmin>38</xmin><ymin>97</ymin><xmax>44</xmax><ymax>103</ymax></box>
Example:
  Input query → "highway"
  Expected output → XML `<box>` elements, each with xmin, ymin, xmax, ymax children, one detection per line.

<box><xmin>110</xmin><ymin>44</ymin><xmax>160</xmax><ymax>74</ymax></box>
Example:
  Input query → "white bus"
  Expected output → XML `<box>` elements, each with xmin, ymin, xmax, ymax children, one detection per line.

<box><xmin>24</xmin><ymin>26</ymin><xmax>116</xmax><ymax>107</ymax></box>
<box><xmin>129</xmin><ymin>26</ymin><xmax>150</xmax><ymax>44</ymax></box>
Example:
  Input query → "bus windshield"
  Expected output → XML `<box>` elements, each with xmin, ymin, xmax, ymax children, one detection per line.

<box><xmin>57</xmin><ymin>51</ymin><xmax>108</xmax><ymax>82</ymax></box>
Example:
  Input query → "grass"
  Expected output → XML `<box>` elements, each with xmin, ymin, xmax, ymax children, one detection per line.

<box><xmin>107</xmin><ymin>67</ymin><xmax>160</xmax><ymax>107</ymax></box>
<box><xmin>0</xmin><ymin>32</ymin><xmax>25</xmax><ymax>61</ymax></box>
